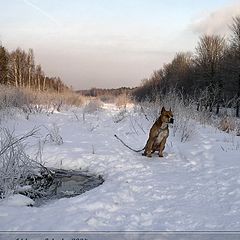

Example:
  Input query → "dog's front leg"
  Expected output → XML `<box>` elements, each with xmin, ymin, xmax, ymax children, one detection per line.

<box><xmin>159</xmin><ymin>136</ymin><xmax>167</xmax><ymax>157</ymax></box>
<box><xmin>143</xmin><ymin>137</ymin><xmax>155</xmax><ymax>157</ymax></box>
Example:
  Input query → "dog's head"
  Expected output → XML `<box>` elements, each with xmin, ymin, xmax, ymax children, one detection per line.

<box><xmin>160</xmin><ymin>107</ymin><xmax>174</xmax><ymax>124</ymax></box>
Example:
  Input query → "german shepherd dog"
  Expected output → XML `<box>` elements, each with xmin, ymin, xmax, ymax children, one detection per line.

<box><xmin>143</xmin><ymin>107</ymin><xmax>174</xmax><ymax>157</ymax></box>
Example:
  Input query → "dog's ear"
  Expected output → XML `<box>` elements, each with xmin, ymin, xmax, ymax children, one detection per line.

<box><xmin>161</xmin><ymin>106</ymin><xmax>165</xmax><ymax>113</ymax></box>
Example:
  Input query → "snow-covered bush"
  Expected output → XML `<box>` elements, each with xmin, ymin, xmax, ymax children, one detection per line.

<box><xmin>137</xmin><ymin>91</ymin><xmax>197</xmax><ymax>142</ymax></box>
<box><xmin>113</xmin><ymin>107</ymin><xmax>128</xmax><ymax>123</ymax></box>
<box><xmin>0</xmin><ymin>85</ymin><xmax>31</xmax><ymax>111</ymax></box>
<box><xmin>196</xmin><ymin>110</ymin><xmax>213</xmax><ymax>126</ymax></box>
<box><xmin>235</xmin><ymin>122</ymin><xmax>240</xmax><ymax>136</ymax></box>
<box><xmin>221</xmin><ymin>133</ymin><xmax>240</xmax><ymax>151</ymax></box>
<box><xmin>172</xmin><ymin>117</ymin><xmax>195</xmax><ymax>142</ymax></box>
<box><xmin>0</xmin><ymin>128</ymin><xmax>41</xmax><ymax>198</ymax></box>
<box><xmin>136</xmin><ymin>89</ymin><xmax>240</xmax><ymax>142</ymax></box>
<box><xmin>44</xmin><ymin>124</ymin><xmax>63</xmax><ymax>145</ymax></box>
<box><xmin>22</xmin><ymin>104</ymin><xmax>46</xmax><ymax>120</ymax></box>
<box><xmin>0</xmin><ymin>85</ymin><xmax>33</xmax><ymax>121</ymax></box>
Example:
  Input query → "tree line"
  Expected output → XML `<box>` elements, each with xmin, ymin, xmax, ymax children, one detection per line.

<box><xmin>77</xmin><ymin>87</ymin><xmax>134</xmax><ymax>97</ymax></box>
<box><xmin>133</xmin><ymin>16</ymin><xmax>240</xmax><ymax>117</ymax></box>
<box><xmin>0</xmin><ymin>46</ymin><xmax>69</xmax><ymax>92</ymax></box>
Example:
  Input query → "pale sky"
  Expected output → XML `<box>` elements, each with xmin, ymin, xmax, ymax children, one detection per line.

<box><xmin>1</xmin><ymin>0</ymin><xmax>240</xmax><ymax>89</ymax></box>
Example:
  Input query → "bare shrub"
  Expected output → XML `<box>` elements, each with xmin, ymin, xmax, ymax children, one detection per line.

<box><xmin>221</xmin><ymin>133</ymin><xmax>240</xmax><ymax>151</ymax></box>
<box><xmin>196</xmin><ymin>110</ymin><xmax>213</xmax><ymax>126</ymax></box>
<box><xmin>113</xmin><ymin>107</ymin><xmax>128</xmax><ymax>123</ymax></box>
<box><xmin>21</xmin><ymin>105</ymin><xmax>46</xmax><ymax>120</ymax></box>
<box><xmin>0</xmin><ymin>85</ymin><xmax>33</xmax><ymax>121</ymax></box>
<box><xmin>44</xmin><ymin>124</ymin><xmax>63</xmax><ymax>145</ymax></box>
<box><xmin>136</xmin><ymin>88</ymin><xmax>240</xmax><ymax>141</ymax></box>
<box><xmin>137</xmin><ymin>91</ymin><xmax>197</xmax><ymax>142</ymax></box>
<box><xmin>138</xmin><ymin>98</ymin><xmax>162</xmax><ymax>122</ymax></box>
<box><xmin>170</xmin><ymin>99</ymin><xmax>196</xmax><ymax>143</ymax></box>
<box><xmin>0</xmin><ymin>127</ymin><xmax>43</xmax><ymax>198</ymax></box>
<box><xmin>0</xmin><ymin>85</ymin><xmax>32</xmax><ymax>110</ymax></box>
<box><xmin>87</xmin><ymin>122</ymin><xmax>99</xmax><ymax>132</ymax></box>
<box><xmin>172</xmin><ymin>117</ymin><xmax>195</xmax><ymax>142</ymax></box>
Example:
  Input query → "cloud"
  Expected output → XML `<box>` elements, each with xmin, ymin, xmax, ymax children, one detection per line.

<box><xmin>190</xmin><ymin>1</ymin><xmax>240</xmax><ymax>35</ymax></box>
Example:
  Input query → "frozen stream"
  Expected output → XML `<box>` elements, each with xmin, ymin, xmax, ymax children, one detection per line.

<box><xmin>33</xmin><ymin>169</ymin><xmax>104</xmax><ymax>206</ymax></box>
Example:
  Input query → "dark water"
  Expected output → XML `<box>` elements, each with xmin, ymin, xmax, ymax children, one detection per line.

<box><xmin>33</xmin><ymin>169</ymin><xmax>104</xmax><ymax>206</ymax></box>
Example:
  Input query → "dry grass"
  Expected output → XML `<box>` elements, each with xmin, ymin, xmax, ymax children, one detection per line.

<box><xmin>218</xmin><ymin>117</ymin><xmax>240</xmax><ymax>136</ymax></box>
<box><xmin>115</xmin><ymin>93</ymin><xmax>132</xmax><ymax>108</ymax></box>
<box><xmin>219</xmin><ymin>117</ymin><xmax>235</xmax><ymax>133</ymax></box>
<box><xmin>0</xmin><ymin>85</ymin><xmax>86</xmax><ymax>118</ymax></box>
<box><xmin>23</xmin><ymin>88</ymin><xmax>85</xmax><ymax>108</ymax></box>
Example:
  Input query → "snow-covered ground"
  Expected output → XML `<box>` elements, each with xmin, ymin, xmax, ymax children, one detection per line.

<box><xmin>0</xmin><ymin>103</ymin><xmax>240</xmax><ymax>231</ymax></box>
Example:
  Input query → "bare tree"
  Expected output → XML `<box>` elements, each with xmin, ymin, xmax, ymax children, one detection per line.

<box><xmin>35</xmin><ymin>64</ymin><xmax>43</xmax><ymax>91</ymax></box>
<box><xmin>27</xmin><ymin>48</ymin><xmax>35</xmax><ymax>89</ymax></box>
<box><xmin>0</xmin><ymin>46</ymin><xmax>8</xmax><ymax>85</ymax></box>
<box><xmin>230</xmin><ymin>16</ymin><xmax>240</xmax><ymax>117</ymax></box>
<box><xmin>194</xmin><ymin>34</ymin><xmax>226</xmax><ymax>113</ymax></box>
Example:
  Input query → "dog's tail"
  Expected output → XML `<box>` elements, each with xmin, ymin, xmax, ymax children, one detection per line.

<box><xmin>114</xmin><ymin>134</ymin><xmax>145</xmax><ymax>153</ymax></box>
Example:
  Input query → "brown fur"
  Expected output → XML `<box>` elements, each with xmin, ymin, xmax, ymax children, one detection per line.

<box><xmin>143</xmin><ymin>107</ymin><xmax>173</xmax><ymax>157</ymax></box>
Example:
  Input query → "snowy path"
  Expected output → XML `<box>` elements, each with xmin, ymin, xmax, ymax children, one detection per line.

<box><xmin>1</xmin><ymin>104</ymin><xmax>240</xmax><ymax>230</ymax></box>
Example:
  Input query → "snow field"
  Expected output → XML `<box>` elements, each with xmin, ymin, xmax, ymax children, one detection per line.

<box><xmin>0</xmin><ymin>103</ymin><xmax>240</xmax><ymax>230</ymax></box>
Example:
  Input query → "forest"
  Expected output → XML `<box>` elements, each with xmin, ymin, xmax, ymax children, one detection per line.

<box><xmin>133</xmin><ymin>16</ymin><xmax>240</xmax><ymax>117</ymax></box>
<box><xmin>0</xmin><ymin>46</ymin><xmax>68</xmax><ymax>92</ymax></box>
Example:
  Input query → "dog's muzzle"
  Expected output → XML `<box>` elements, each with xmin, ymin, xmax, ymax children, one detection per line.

<box><xmin>169</xmin><ymin>118</ymin><xmax>174</xmax><ymax>124</ymax></box>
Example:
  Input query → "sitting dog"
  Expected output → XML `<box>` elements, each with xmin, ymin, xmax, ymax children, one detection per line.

<box><xmin>143</xmin><ymin>107</ymin><xmax>174</xmax><ymax>157</ymax></box>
